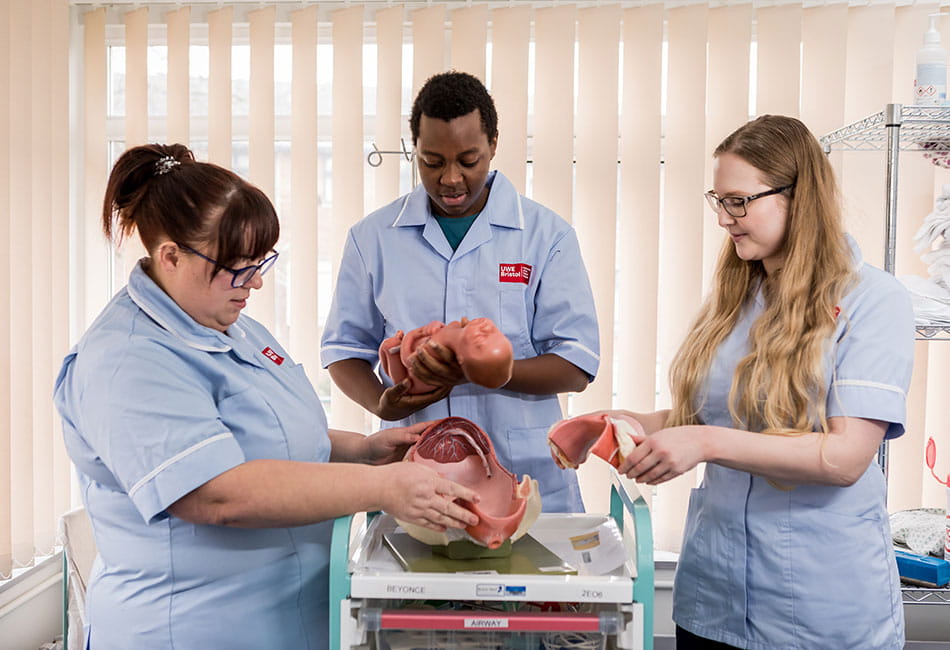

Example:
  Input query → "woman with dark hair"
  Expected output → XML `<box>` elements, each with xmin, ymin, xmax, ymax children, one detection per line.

<box><xmin>595</xmin><ymin>116</ymin><xmax>913</xmax><ymax>648</ymax></box>
<box><xmin>54</xmin><ymin>143</ymin><xmax>479</xmax><ymax>649</ymax></box>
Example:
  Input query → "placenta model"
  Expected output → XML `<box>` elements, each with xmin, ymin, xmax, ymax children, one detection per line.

<box><xmin>547</xmin><ymin>412</ymin><xmax>644</xmax><ymax>470</ymax></box>
<box><xmin>379</xmin><ymin>317</ymin><xmax>514</xmax><ymax>394</ymax></box>
<box><xmin>397</xmin><ymin>417</ymin><xmax>541</xmax><ymax>549</ymax></box>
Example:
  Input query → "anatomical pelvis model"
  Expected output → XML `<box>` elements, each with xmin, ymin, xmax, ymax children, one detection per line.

<box><xmin>547</xmin><ymin>412</ymin><xmax>643</xmax><ymax>470</ymax></box>
<box><xmin>397</xmin><ymin>417</ymin><xmax>541</xmax><ymax>549</ymax></box>
<box><xmin>379</xmin><ymin>317</ymin><xmax>514</xmax><ymax>394</ymax></box>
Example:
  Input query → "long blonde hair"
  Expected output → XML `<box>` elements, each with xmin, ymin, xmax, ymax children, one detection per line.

<box><xmin>668</xmin><ymin>115</ymin><xmax>854</xmax><ymax>436</ymax></box>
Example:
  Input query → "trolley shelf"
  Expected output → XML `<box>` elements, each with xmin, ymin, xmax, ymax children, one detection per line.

<box><xmin>820</xmin><ymin>105</ymin><xmax>950</xmax><ymax>152</ymax></box>
<box><xmin>915</xmin><ymin>324</ymin><xmax>950</xmax><ymax>341</ymax></box>
<box><xmin>903</xmin><ymin>585</ymin><xmax>950</xmax><ymax>605</ymax></box>
<box><xmin>361</xmin><ymin>608</ymin><xmax>624</xmax><ymax>633</ymax></box>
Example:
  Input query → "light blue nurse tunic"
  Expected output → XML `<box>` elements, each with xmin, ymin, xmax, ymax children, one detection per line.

<box><xmin>54</xmin><ymin>262</ymin><xmax>333</xmax><ymax>650</ymax></box>
<box><xmin>674</xmin><ymin>237</ymin><xmax>914</xmax><ymax>649</ymax></box>
<box><xmin>321</xmin><ymin>171</ymin><xmax>600</xmax><ymax>513</ymax></box>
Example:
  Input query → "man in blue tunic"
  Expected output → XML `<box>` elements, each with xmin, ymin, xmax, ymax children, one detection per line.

<box><xmin>321</xmin><ymin>71</ymin><xmax>600</xmax><ymax>513</ymax></box>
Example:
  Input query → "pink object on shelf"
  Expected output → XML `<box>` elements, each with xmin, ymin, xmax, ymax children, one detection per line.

<box><xmin>925</xmin><ymin>437</ymin><xmax>950</xmax><ymax>558</ymax></box>
<box><xmin>379</xmin><ymin>318</ymin><xmax>514</xmax><ymax>394</ymax></box>
<box><xmin>547</xmin><ymin>412</ymin><xmax>644</xmax><ymax>470</ymax></box>
<box><xmin>919</xmin><ymin>139</ymin><xmax>950</xmax><ymax>169</ymax></box>
<box><xmin>397</xmin><ymin>417</ymin><xmax>541</xmax><ymax>549</ymax></box>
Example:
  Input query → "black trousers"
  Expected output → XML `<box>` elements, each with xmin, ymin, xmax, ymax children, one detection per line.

<box><xmin>675</xmin><ymin>626</ymin><xmax>742</xmax><ymax>650</ymax></box>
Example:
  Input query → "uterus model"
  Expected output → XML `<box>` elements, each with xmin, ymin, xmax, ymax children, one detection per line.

<box><xmin>397</xmin><ymin>417</ymin><xmax>541</xmax><ymax>549</ymax></box>
<box><xmin>547</xmin><ymin>412</ymin><xmax>644</xmax><ymax>470</ymax></box>
<box><xmin>379</xmin><ymin>317</ymin><xmax>514</xmax><ymax>394</ymax></box>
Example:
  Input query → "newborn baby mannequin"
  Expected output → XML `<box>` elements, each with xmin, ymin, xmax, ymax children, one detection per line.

<box><xmin>547</xmin><ymin>412</ymin><xmax>644</xmax><ymax>470</ymax></box>
<box><xmin>397</xmin><ymin>417</ymin><xmax>541</xmax><ymax>549</ymax></box>
<box><xmin>379</xmin><ymin>317</ymin><xmax>514</xmax><ymax>394</ymax></box>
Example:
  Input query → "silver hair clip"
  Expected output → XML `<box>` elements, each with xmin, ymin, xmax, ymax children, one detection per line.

<box><xmin>154</xmin><ymin>155</ymin><xmax>181</xmax><ymax>176</ymax></box>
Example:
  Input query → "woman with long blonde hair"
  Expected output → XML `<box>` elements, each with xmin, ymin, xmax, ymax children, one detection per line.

<box><xmin>607</xmin><ymin>116</ymin><xmax>914</xmax><ymax>648</ymax></box>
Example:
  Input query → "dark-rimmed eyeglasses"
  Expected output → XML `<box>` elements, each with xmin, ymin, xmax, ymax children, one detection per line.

<box><xmin>177</xmin><ymin>244</ymin><xmax>279</xmax><ymax>288</ymax></box>
<box><xmin>704</xmin><ymin>184</ymin><xmax>795</xmax><ymax>218</ymax></box>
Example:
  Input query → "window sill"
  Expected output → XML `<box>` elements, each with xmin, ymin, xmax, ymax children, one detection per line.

<box><xmin>0</xmin><ymin>551</ymin><xmax>63</xmax><ymax>616</ymax></box>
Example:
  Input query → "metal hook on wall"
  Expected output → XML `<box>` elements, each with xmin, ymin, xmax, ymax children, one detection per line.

<box><xmin>367</xmin><ymin>137</ymin><xmax>417</xmax><ymax>185</ymax></box>
<box><xmin>367</xmin><ymin>137</ymin><xmax>413</xmax><ymax>167</ymax></box>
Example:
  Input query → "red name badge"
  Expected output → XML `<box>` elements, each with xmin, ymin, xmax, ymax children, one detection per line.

<box><xmin>499</xmin><ymin>263</ymin><xmax>532</xmax><ymax>284</ymax></box>
<box><xmin>262</xmin><ymin>347</ymin><xmax>284</xmax><ymax>365</ymax></box>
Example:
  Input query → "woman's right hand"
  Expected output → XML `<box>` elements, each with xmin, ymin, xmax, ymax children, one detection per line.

<box><xmin>376</xmin><ymin>462</ymin><xmax>480</xmax><ymax>532</ymax></box>
<box><xmin>617</xmin><ymin>424</ymin><xmax>707</xmax><ymax>485</ymax></box>
<box><xmin>376</xmin><ymin>379</ymin><xmax>452</xmax><ymax>421</ymax></box>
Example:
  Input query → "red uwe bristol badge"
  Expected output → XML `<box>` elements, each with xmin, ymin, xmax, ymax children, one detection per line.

<box><xmin>262</xmin><ymin>347</ymin><xmax>284</xmax><ymax>365</ymax></box>
<box><xmin>499</xmin><ymin>263</ymin><xmax>531</xmax><ymax>285</ymax></box>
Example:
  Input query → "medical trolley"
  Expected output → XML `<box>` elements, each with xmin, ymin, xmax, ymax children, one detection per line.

<box><xmin>329</xmin><ymin>472</ymin><xmax>654</xmax><ymax>650</ymax></box>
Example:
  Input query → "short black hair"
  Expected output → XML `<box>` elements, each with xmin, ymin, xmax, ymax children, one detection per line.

<box><xmin>409</xmin><ymin>71</ymin><xmax>498</xmax><ymax>145</ymax></box>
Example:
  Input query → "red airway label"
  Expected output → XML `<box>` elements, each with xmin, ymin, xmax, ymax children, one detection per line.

<box><xmin>499</xmin><ymin>263</ymin><xmax>532</xmax><ymax>284</ymax></box>
<box><xmin>262</xmin><ymin>347</ymin><xmax>284</xmax><ymax>365</ymax></box>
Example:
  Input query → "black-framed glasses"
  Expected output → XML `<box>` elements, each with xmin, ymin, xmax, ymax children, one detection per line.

<box><xmin>177</xmin><ymin>244</ymin><xmax>279</xmax><ymax>288</ymax></box>
<box><xmin>704</xmin><ymin>184</ymin><xmax>795</xmax><ymax>218</ymax></box>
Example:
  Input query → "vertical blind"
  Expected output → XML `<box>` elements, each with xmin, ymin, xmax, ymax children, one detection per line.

<box><xmin>1</xmin><ymin>0</ymin><xmax>948</xmax><ymax>577</ymax></box>
<box><xmin>1</xmin><ymin>0</ymin><xmax>73</xmax><ymax>578</ymax></box>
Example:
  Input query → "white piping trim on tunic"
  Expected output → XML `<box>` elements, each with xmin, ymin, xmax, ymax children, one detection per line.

<box><xmin>552</xmin><ymin>340</ymin><xmax>600</xmax><ymax>362</ymax></box>
<box><xmin>391</xmin><ymin>195</ymin><xmax>412</xmax><ymax>227</ymax></box>
<box><xmin>833</xmin><ymin>379</ymin><xmax>906</xmax><ymax>399</ymax></box>
<box><xmin>322</xmin><ymin>343</ymin><xmax>375</xmax><ymax>356</ymax></box>
<box><xmin>128</xmin><ymin>432</ymin><xmax>233</xmax><ymax>498</ymax></box>
<box><xmin>516</xmin><ymin>195</ymin><xmax>525</xmax><ymax>229</ymax></box>
<box><xmin>128</xmin><ymin>283</ymin><xmax>231</xmax><ymax>353</ymax></box>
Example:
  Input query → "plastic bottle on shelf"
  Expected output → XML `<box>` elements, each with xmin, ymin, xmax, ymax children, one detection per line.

<box><xmin>915</xmin><ymin>14</ymin><xmax>947</xmax><ymax>106</ymax></box>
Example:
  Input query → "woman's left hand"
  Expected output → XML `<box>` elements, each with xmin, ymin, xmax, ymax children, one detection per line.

<box><xmin>363</xmin><ymin>420</ymin><xmax>433</xmax><ymax>465</ymax></box>
<box><xmin>617</xmin><ymin>425</ymin><xmax>708</xmax><ymax>485</ymax></box>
